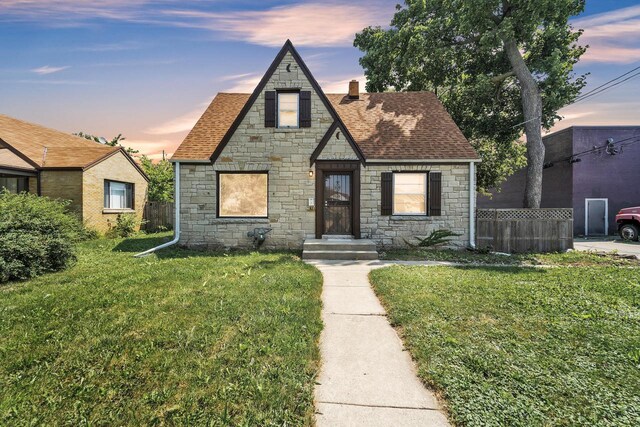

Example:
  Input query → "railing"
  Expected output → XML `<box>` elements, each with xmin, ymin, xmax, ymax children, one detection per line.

<box><xmin>476</xmin><ymin>208</ymin><xmax>573</xmax><ymax>253</ymax></box>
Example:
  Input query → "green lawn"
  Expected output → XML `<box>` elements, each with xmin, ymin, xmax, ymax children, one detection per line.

<box><xmin>381</xmin><ymin>247</ymin><xmax>640</xmax><ymax>267</ymax></box>
<box><xmin>0</xmin><ymin>234</ymin><xmax>323</xmax><ymax>426</ymax></box>
<box><xmin>370</xmin><ymin>265</ymin><xmax>640</xmax><ymax>426</ymax></box>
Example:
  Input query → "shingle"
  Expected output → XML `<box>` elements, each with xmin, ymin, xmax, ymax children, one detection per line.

<box><xmin>0</xmin><ymin>114</ymin><xmax>119</xmax><ymax>168</ymax></box>
<box><xmin>171</xmin><ymin>93</ymin><xmax>248</xmax><ymax>161</ymax></box>
<box><xmin>170</xmin><ymin>91</ymin><xmax>479</xmax><ymax>161</ymax></box>
<box><xmin>327</xmin><ymin>92</ymin><xmax>478</xmax><ymax>160</ymax></box>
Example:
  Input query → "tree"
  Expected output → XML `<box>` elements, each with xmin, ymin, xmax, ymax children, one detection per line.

<box><xmin>140</xmin><ymin>156</ymin><xmax>174</xmax><ymax>202</ymax></box>
<box><xmin>74</xmin><ymin>132</ymin><xmax>139</xmax><ymax>155</ymax></box>
<box><xmin>354</xmin><ymin>0</ymin><xmax>587</xmax><ymax>205</ymax></box>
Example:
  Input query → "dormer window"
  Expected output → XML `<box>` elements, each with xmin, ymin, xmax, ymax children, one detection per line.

<box><xmin>278</xmin><ymin>92</ymin><xmax>299</xmax><ymax>128</ymax></box>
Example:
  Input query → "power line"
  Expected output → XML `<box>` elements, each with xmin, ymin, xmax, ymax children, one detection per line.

<box><xmin>571</xmin><ymin>71</ymin><xmax>640</xmax><ymax>105</ymax></box>
<box><xmin>573</xmin><ymin>65</ymin><xmax>640</xmax><ymax>102</ymax></box>
<box><xmin>511</xmin><ymin>65</ymin><xmax>640</xmax><ymax>129</ymax></box>
<box><xmin>544</xmin><ymin>135</ymin><xmax>640</xmax><ymax>166</ymax></box>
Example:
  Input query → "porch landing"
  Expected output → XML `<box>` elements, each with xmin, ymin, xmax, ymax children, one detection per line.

<box><xmin>302</xmin><ymin>238</ymin><xmax>378</xmax><ymax>260</ymax></box>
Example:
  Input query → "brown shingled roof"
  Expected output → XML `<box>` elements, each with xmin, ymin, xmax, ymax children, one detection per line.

<box><xmin>327</xmin><ymin>92</ymin><xmax>478</xmax><ymax>160</ymax></box>
<box><xmin>0</xmin><ymin>114</ymin><xmax>119</xmax><ymax>168</ymax></box>
<box><xmin>170</xmin><ymin>91</ymin><xmax>478</xmax><ymax>162</ymax></box>
<box><xmin>171</xmin><ymin>93</ymin><xmax>248</xmax><ymax>161</ymax></box>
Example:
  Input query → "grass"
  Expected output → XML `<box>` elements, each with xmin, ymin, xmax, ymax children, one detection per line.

<box><xmin>0</xmin><ymin>233</ymin><xmax>323</xmax><ymax>426</ymax></box>
<box><xmin>381</xmin><ymin>247</ymin><xmax>640</xmax><ymax>266</ymax></box>
<box><xmin>370</xmin><ymin>265</ymin><xmax>640</xmax><ymax>426</ymax></box>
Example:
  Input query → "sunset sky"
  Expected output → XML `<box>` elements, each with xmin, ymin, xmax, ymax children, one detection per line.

<box><xmin>1</xmin><ymin>0</ymin><xmax>639</xmax><ymax>160</ymax></box>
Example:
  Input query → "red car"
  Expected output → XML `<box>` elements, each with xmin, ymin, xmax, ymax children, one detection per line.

<box><xmin>616</xmin><ymin>206</ymin><xmax>640</xmax><ymax>241</ymax></box>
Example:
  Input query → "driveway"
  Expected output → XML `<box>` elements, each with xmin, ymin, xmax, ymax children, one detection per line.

<box><xmin>574</xmin><ymin>237</ymin><xmax>640</xmax><ymax>258</ymax></box>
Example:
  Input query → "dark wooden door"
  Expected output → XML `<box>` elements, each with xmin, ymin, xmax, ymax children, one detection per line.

<box><xmin>323</xmin><ymin>172</ymin><xmax>352</xmax><ymax>235</ymax></box>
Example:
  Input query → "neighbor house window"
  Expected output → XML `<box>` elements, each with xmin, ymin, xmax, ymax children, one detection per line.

<box><xmin>278</xmin><ymin>92</ymin><xmax>299</xmax><ymax>128</ymax></box>
<box><xmin>218</xmin><ymin>173</ymin><xmax>268</xmax><ymax>217</ymax></box>
<box><xmin>0</xmin><ymin>176</ymin><xmax>28</xmax><ymax>194</ymax></box>
<box><xmin>104</xmin><ymin>180</ymin><xmax>134</xmax><ymax>209</ymax></box>
<box><xmin>393</xmin><ymin>173</ymin><xmax>427</xmax><ymax>215</ymax></box>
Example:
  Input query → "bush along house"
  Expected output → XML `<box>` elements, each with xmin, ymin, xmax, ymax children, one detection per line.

<box><xmin>169</xmin><ymin>40</ymin><xmax>480</xmax><ymax>259</ymax></box>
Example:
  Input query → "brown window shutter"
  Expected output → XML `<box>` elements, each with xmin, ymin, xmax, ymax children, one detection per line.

<box><xmin>265</xmin><ymin>91</ymin><xmax>276</xmax><ymax>127</ymax></box>
<box><xmin>381</xmin><ymin>172</ymin><xmax>393</xmax><ymax>215</ymax></box>
<box><xmin>299</xmin><ymin>91</ymin><xmax>311</xmax><ymax>127</ymax></box>
<box><xmin>429</xmin><ymin>172</ymin><xmax>442</xmax><ymax>216</ymax></box>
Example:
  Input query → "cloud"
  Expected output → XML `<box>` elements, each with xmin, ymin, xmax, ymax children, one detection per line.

<box><xmin>319</xmin><ymin>75</ymin><xmax>367</xmax><ymax>94</ymax></box>
<box><xmin>220</xmin><ymin>73</ymin><xmax>262</xmax><ymax>93</ymax></box>
<box><xmin>31</xmin><ymin>65</ymin><xmax>69</xmax><ymax>75</ymax></box>
<box><xmin>0</xmin><ymin>0</ymin><xmax>149</xmax><ymax>23</ymax></box>
<box><xmin>0</xmin><ymin>1</ymin><xmax>391</xmax><ymax>48</ymax></box>
<box><xmin>144</xmin><ymin>109</ymin><xmax>205</xmax><ymax>135</ymax></box>
<box><xmin>125</xmin><ymin>138</ymin><xmax>182</xmax><ymax>159</ymax></box>
<box><xmin>72</xmin><ymin>41</ymin><xmax>146</xmax><ymax>52</ymax></box>
<box><xmin>572</xmin><ymin>5</ymin><xmax>640</xmax><ymax>63</ymax></box>
<box><xmin>162</xmin><ymin>2</ymin><xmax>391</xmax><ymax>47</ymax></box>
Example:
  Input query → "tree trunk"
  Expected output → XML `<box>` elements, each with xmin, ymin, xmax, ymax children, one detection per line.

<box><xmin>503</xmin><ymin>39</ymin><xmax>544</xmax><ymax>208</ymax></box>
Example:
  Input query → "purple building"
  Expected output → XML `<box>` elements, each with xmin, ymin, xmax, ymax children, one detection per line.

<box><xmin>478</xmin><ymin>126</ymin><xmax>640</xmax><ymax>236</ymax></box>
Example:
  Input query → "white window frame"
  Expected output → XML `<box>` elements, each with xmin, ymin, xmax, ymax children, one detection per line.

<box><xmin>104</xmin><ymin>180</ymin><xmax>134</xmax><ymax>210</ymax></box>
<box><xmin>392</xmin><ymin>172</ymin><xmax>428</xmax><ymax>216</ymax></box>
<box><xmin>277</xmin><ymin>91</ymin><xmax>299</xmax><ymax>128</ymax></box>
<box><xmin>584</xmin><ymin>198</ymin><xmax>608</xmax><ymax>236</ymax></box>
<box><xmin>217</xmin><ymin>172</ymin><xmax>269</xmax><ymax>218</ymax></box>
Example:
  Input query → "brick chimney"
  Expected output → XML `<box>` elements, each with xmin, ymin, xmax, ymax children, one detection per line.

<box><xmin>348</xmin><ymin>80</ymin><xmax>359</xmax><ymax>99</ymax></box>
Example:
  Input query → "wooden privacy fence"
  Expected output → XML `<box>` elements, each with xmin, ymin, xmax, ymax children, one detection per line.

<box><xmin>476</xmin><ymin>208</ymin><xmax>573</xmax><ymax>253</ymax></box>
<box><xmin>143</xmin><ymin>201</ymin><xmax>174</xmax><ymax>232</ymax></box>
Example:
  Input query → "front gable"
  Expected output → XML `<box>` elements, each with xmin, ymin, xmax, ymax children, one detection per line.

<box><xmin>210</xmin><ymin>40</ymin><xmax>363</xmax><ymax>165</ymax></box>
<box><xmin>311</xmin><ymin>122</ymin><xmax>361</xmax><ymax>164</ymax></box>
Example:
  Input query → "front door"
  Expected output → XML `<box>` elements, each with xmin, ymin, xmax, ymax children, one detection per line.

<box><xmin>323</xmin><ymin>172</ymin><xmax>352</xmax><ymax>235</ymax></box>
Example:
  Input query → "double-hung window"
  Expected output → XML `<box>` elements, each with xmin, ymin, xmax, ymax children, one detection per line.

<box><xmin>393</xmin><ymin>173</ymin><xmax>428</xmax><ymax>215</ymax></box>
<box><xmin>218</xmin><ymin>172</ymin><xmax>268</xmax><ymax>218</ymax></box>
<box><xmin>277</xmin><ymin>92</ymin><xmax>299</xmax><ymax>128</ymax></box>
<box><xmin>0</xmin><ymin>176</ymin><xmax>28</xmax><ymax>193</ymax></box>
<box><xmin>104</xmin><ymin>180</ymin><xmax>134</xmax><ymax>209</ymax></box>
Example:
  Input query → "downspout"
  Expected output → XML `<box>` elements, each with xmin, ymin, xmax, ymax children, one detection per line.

<box><xmin>469</xmin><ymin>161</ymin><xmax>476</xmax><ymax>248</ymax></box>
<box><xmin>134</xmin><ymin>162</ymin><xmax>181</xmax><ymax>257</ymax></box>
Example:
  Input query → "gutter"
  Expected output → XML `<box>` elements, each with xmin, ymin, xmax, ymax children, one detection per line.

<box><xmin>469</xmin><ymin>161</ymin><xmax>476</xmax><ymax>248</ymax></box>
<box><xmin>134</xmin><ymin>162</ymin><xmax>181</xmax><ymax>257</ymax></box>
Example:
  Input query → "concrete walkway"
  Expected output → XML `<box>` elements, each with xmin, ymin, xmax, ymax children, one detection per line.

<box><xmin>307</xmin><ymin>260</ymin><xmax>450</xmax><ymax>427</ymax></box>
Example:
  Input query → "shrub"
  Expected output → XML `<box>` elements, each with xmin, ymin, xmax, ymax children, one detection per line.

<box><xmin>109</xmin><ymin>213</ymin><xmax>141</xmax><ymax>237</ymax></box>
<box><xmin>0</xmin><ymin>191</ymin><xmax>83</xmax><ymax>282</ymax></box>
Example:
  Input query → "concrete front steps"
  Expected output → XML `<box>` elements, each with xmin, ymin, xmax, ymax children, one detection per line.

<box><xmin>302</xmin><ymin>237</ymin><xmax>378</xmax><ymax>260</ymax></box>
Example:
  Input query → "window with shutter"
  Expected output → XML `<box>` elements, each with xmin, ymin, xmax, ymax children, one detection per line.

<box><xmin>428</xmin><ymin>172</ymin><xmax>442</xmax><ymax>216</ymax></box>
<box><xmin>393</xmin><ymin>173</ymin><xmax>428</xmax><ymax>215</ymax></box>
<box><xmin>299</xmin><ymin>91</ymin><xmax>311</xmax><ymax>127</ymax></box>
<box><xmin>265</xmin><ymin>91</ymin><xmax>276</xmax><ymax>127</ymax></box>
<box><xmin>381</xmin><ymin>172</ymin><xmax>392</xmax><ymax>215</ymax></box>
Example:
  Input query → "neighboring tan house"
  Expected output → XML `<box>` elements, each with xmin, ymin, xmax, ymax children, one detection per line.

<box><xmin>478</xmin><ymin>126</ymin><xmax>640</xmax><ymax>236</ymax></box>
<box><xmin>0</xmin><ymin>114</ymin><xmax>148</xmax><ymax>233</ymax></box>
<box><xmin>170</xmin><ymin>40</ymin><xmax>479</xmax><ymax>254</ymax></box>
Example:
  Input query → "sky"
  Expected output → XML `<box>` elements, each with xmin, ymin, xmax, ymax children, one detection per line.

<box><xmin>0</xmin><ymin>0</ymin><xmax>639</xmax><ymax>160</ymax></box>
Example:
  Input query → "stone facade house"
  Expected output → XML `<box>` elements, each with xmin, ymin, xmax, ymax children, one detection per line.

<box><xmin>170</xmin><ymin>40</ymin><xmax>479</xmax><ymax>252</ymax></box>
<box><xmin>0</xmin><ymin>114</ymin><xmax>148</xmax><ymax>233</ymax></box>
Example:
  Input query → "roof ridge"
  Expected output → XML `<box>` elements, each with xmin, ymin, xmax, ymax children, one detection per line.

<box><xmin>0</xmin><ymin>113</ymin><xmax>114</xmax><ymax>148</ymax></box>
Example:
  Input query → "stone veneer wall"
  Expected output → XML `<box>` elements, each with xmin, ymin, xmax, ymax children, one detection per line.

<box><xmin>179</xmin><ymin>161</ymin><xmax>472</xmax><ymax>249</ymax></box>
<box><xmin>361</xmin><ymin>164</ymin><xmax>471</xmax><ymax>248</ymax></box>
<box><xmin>178</xmin><ymin>52</ymin><xmax>334</xmax><ymax>249</ymax></box>
<box><xmin>178</xmin><ymin>51</ymin><xmax>473</xmax><ymax>249</ymax></box>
